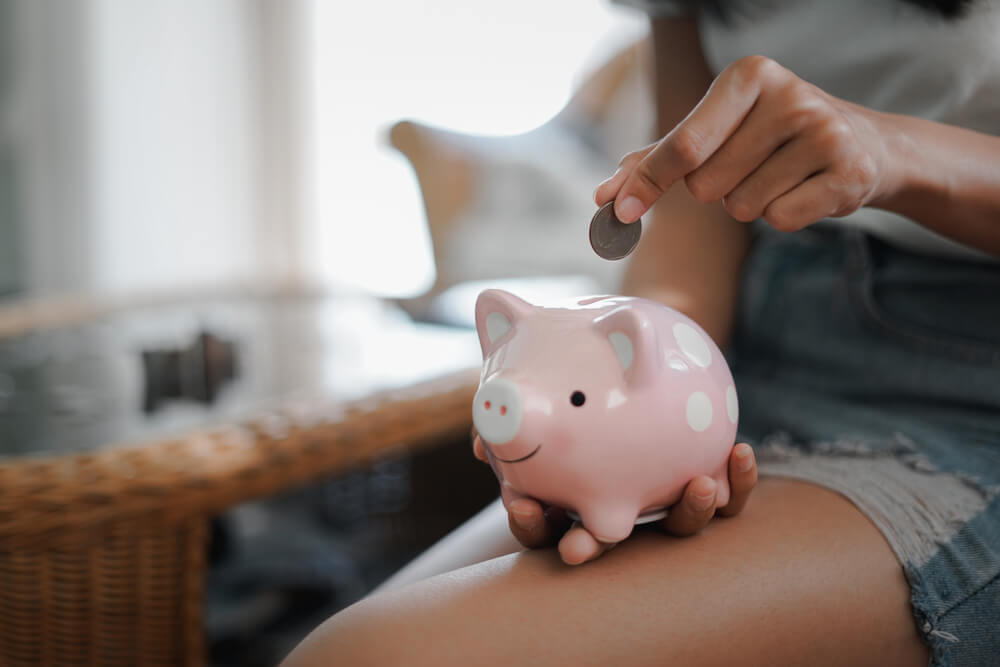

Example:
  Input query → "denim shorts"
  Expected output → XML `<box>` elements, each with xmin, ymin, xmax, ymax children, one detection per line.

<box><xmin>728</xmin><ymin>224</ymin><xmax>1000</xmax><ymax>666</ymax></box>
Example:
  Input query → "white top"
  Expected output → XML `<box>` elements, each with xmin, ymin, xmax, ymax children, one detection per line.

<box><xmin>613</xmin><ymin>0</ymin><xmax>1000</xmax><ymax>260</ymax></box>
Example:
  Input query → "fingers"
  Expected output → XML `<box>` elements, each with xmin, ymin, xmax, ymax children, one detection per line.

<box><xmin>476</xmin><ymin>433</ymin><xmax>575</xmax><ymax>551</ymax></box>
<box><xmin>472</xmin><ymin>435</ymin><xmax>487</xmax><ymax>462</ymax></box>
<box><xmin>506</xmin><ymin>498</ymin><xmax>549</xmax><ymax>548</ymax></box>
<box><xmin>593</xmin><ymin>143</ymin><xmax>656</xmax><ymax>208</ymax></box>
<box><xmin>598</xmin><ymin>54</ymin><xmax>883</xmax><ymax>231</ymax></box>
<box><xmin>663</xmin><ymin>475</ymin><xmax>718</xmax><ymax>537</ymax></box>
<box><xmin>717</xmin><ymin>443</ymin><xmax>758</xmax><ymax>518</ymax></box>
<box><xmin>492</xmin><ymin>440</ymin><xmax>756</xmax><ymax>552</ymax></box>
<box><xmin>481</xmin><ymin>432</ymin><xmax>572</xmax><ymax>549</ymax></box>
<box><xmin>507</xmin><ymin>498</ymin><xmax>571</xmax><ymax>550</ymax></box>
<box><xmin>720</xmin><ymin>134</ymin><xmax>832</xmax><ymax>223</ymax></box>
<box><xmin>761</xmin><ymin>166</ymin><xmax>873</xmax><ymax>232</ymax></box>
<box><xmin>683</xmin><ymin>102</ymin><xmax>803</xmax><ymax>208</ymax></box>
<box><xmin>760</xmin><ymin>176</ymin><xmax>838</xmax><ymax>232</ymax></box>
<box><xmin>610</xmin><ymin>58</ymin><xmax>767</xmax><ymax>222</ymax></box>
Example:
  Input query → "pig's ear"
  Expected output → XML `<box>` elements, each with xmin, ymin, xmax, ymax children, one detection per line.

<box><xmin>593</xmin><ymin>305</ymin><xmax>659</xmax><ymax>386</ymax></box>
<box><xmin>474</xmin><ymin>289</ymin><xmax>533</xmax><ymax>357</ymax></box>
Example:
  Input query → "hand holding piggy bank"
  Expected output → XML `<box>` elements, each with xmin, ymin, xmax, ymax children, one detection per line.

<box><xmin>472</xmin><ymin>289</ymin><xmax>740</xmax><ymax>545</ymax></box>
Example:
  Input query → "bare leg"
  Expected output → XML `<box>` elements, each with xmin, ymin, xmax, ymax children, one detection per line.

<box><xmin>283</xmin><ymin>479</ymin><xmax>928</xmax><ymax>666</ymax></box>
<box><xmin>374</xmin><ymin>498</ymin><xmax>520</xmax><ymax>594</ymax></box>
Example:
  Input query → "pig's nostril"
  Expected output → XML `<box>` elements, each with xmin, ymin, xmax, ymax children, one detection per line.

<box><xmin>500</xmin><ymin>405</ymin><xmax>507</xmax><ymax>416</ymax></box>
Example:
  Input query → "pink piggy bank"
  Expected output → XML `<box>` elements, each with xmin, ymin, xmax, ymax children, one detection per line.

<box><xmin>472</xmin><ymin>289</ymin><xmax>739</xmax><ymax>543</ymax></box>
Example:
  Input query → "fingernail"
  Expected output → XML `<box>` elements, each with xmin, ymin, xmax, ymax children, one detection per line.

<box><xmin>615</xmin><ymin>195</ymin><xmax>644</xmax><ymax>223</ymax></box>
<box><xmin>736</xmin><ymin>446</ymin><xmax>754</xmax><ymax>473</ymax></box>
<box><xmin>691</xmin><ymin>491</ymin><xmax>715</xmax><ymax>512</ymax></box>
<box><xmin>509</xmin><ymin>499</ymin><xmax>540</xmax><ymax>531</ymax></box>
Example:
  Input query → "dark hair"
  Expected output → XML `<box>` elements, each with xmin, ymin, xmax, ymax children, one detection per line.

<box><xmin>694</xmin><ymin>0</ymin><xmax>976</xmax><ymax>21</ymax></box>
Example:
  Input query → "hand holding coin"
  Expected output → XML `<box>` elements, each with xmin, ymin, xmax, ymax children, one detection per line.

<box><xmin>589</xmin><ymin>201</ymin><xmax>641</xmax><ymax>260</ymax></box>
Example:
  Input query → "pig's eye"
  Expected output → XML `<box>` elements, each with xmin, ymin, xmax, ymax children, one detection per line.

<box><xmin>570</xmin><ymin>391</ymin><xmax>586</xmax><ymax>407</ymax></box>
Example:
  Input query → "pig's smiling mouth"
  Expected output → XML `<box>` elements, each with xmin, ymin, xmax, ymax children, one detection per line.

<box><xmin>491</xmin><ymin>444</ymin><xmax>542</xmax><ymax>464</ymax></box>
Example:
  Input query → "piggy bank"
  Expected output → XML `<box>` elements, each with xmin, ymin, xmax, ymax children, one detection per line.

<box><xmin>472</xmin><ymin>289</ymin><xmax>739</xmax><ymax>543</ymax></box>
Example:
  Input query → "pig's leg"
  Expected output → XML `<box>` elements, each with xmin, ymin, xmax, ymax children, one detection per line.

<box><xmin>577</xmin><ymin>504</ymin><xmax>639</xmax><ymax>544</ymax></box>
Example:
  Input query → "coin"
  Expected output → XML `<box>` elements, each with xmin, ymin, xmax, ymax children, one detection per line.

<box><xmin>589</xmin><ymin>201</ymin><xmax>641</xmax><ymax>260</ymax></box>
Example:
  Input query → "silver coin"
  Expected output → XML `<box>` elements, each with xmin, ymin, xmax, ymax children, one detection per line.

<box><xmin>589</xmin><ymin>201</ymin><xmax>641</xmax><ymax>260</ymax></box>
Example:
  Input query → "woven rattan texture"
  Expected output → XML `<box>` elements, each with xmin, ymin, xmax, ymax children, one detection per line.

<box><xmin>0</xmin><ymin>368</ymin><xmax>479</xmax><ymax>666</ymax></box>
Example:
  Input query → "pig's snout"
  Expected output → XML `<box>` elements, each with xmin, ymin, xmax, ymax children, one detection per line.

<box><xmin>473</xmin><ymin>378</ymin><xmax>523</xmax><ymax>445</ymax></box>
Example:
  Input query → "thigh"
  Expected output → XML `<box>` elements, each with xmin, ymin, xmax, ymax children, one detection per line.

<box><xmin>282</xmin><ymin>479</ymin><xmax>929</xmax><ymax>667</ymax></box>
<box><xmin>374</xmin><ymin>498</ymin><xmax>521</xmax><ymax>594</ymax></box>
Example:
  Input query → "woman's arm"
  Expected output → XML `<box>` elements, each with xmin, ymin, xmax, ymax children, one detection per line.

<box><xmin>874</xmin><ymin>112</ymin><xmax>1000</xmax><ymax>255</ymax></box>
<box><xmin>598</xmin><ymin>18</ymin><xmax>752</xmax><ymax>347</ymax></box>
<box><xmin>600</xmin><ymin>53</ymin><xmax>1000</xmax><ymax>259</ymax></box>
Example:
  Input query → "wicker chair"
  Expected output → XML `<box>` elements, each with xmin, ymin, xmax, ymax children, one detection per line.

<box><xmin>0</xmin><ymin>367</ymin><xmax>479</xmax><ymax>666</ymax></box>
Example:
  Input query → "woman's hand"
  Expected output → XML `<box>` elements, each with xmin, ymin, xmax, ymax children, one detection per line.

<box><xmin>595</xmin><ymin>55</ymin><xmax>898</xmax><ymax>233</ymax></box>
<box><xmin>474</xmin><ymin>435</ymin><xmax>758</xmax><ymax>565</ymax></box>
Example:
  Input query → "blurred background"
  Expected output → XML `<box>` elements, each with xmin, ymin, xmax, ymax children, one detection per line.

<box><xmin>0</xmin><ymin>1</ymin><xmax>652</xmax><ymax>664</ymax></box>
<box><xmin>0</xmin><ymin>0</ymin><xmax>649</xmax><ymax>302</ymax></box>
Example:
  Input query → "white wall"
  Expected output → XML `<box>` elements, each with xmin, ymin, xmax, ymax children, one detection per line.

<box><xmin>7</xmin><ymin>0</ymin><xmax>648</xmax><ymax>302</ymax></box>
<box><xmin>9</xmin><ymin>0</ymin><xmax>310</xmax><ymax>300</ymax></box>
<box><xmin>309</xmin><ymin>1</ymin><xmax>648</xmax><ymax>297</ymax></box>
<box><xmin>89</xmin><ymin>0</ymin><xmax>257</xmax><ymax>294</ymax></box>
<box><xmin>10</xmin><ymin>0</ymin><xmax>96</xmax><ymax>296</ymax></box>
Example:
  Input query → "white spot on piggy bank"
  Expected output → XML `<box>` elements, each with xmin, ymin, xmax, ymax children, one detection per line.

<box><xmin>673</xmin><ymin>322</ymin><xmax>712</xmax><ymax>368</ymax></box>
<box><xmin>473</xmin><ymin>289</ymin><xmax>739</xmax><ymax>545</ymax></box>
<box><xmin>686</xmin><ymin>391</ymin><xmax>713</xmax><ymax>432</ymax></box>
